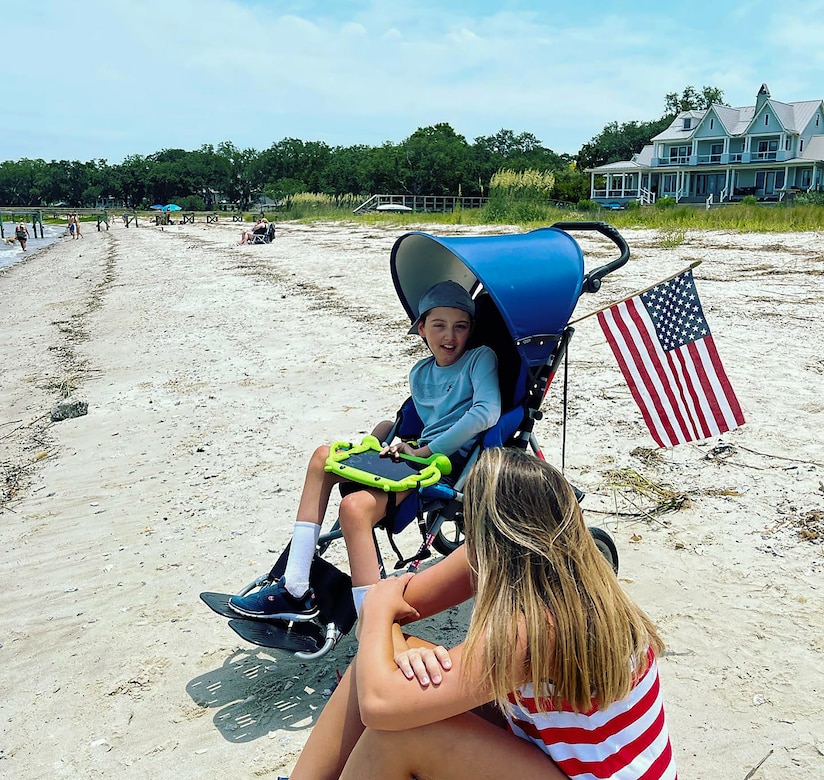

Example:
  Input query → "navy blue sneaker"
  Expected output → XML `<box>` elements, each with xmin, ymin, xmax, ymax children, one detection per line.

<box><xmin>228</xmin><ymin>577</ymin><xmax>319</xmax><ymax>621</ymax></box>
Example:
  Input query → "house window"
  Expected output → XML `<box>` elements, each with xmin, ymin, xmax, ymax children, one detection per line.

<box><xmin>757</xmin><ymin>140</ymin><xmax>778</xmax><ymax>159</ymax></box>
<box><xmin>801</xmin><ymin>168</ymin><xmax>812</xmax><ymax>187</ymax></box>
<box><xmin>765</xmin><ymin>114</ymin><xmax>770</xmax><ymax>125</ymax></box>
<box><xmin>801</xmin><ymin>139</ymin><xmax>804</xmax><ymax>152</ymax></box>
<box><xmin>710</xmin><ymin>143</ymin><xmax>723</xmax><ymax>163</ymax></box>
<box><xmin>683</xmin><ymin>118</ymin><xmax>692</xmax><ymax>130</ymax></box>
<box><xmin>710</xmin><ymin>119</ymin><xmax>714</xmax><ymax>130</ymax></box>
<box><xmin>669</xmin><ymin>145</ymin><xmax>690</xmax><ymax>163</ymax></box>
<box><xmin>817</xmin><ymin>115</ymin><xmax>820</xmax><ymax>127</ymax></box>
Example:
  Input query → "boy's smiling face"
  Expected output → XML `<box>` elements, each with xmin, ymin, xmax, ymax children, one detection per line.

<box><xmin>417</xmin><ymin>306</ymin><xmax>472</xmax><ymax>367</ymax></box>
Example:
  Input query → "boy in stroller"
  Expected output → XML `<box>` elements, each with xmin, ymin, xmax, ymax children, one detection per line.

<box><xmin>228</xmin><ymin>280</ymin><xmax>501</xmax><ymax>621</ymax></box>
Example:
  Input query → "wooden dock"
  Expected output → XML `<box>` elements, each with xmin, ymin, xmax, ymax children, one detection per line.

<box><xmin>352</xmin><ymin>194</ymin><xmax>489</xmax><ymax>215</ymax></box>
<box><xmin>0</xmin><ymin>206</ymin><xmax>111</xmax><ymax>238</ymax></box>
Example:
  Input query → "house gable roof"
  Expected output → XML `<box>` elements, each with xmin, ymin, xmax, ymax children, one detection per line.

<box><xmin>587</xmin><ymin>86</ymin><xmax>824</xmax><ymax>173</ymax></box>
<box><xmin>652</xmin><ymin>90</ymin><xmax>824</xmax><ymax>143</ymax></box>
<box><xmin>793</xmin><ymin>100</ymin><xmax>824</xmax><ymax>134</ymax></box>
<box><xmin>745</xmin><ymin>98</ymin><xmax>792</xmax><ymax>134</ymax></box>
<box><xmin>693</xmin><ymin>106</ymin><xmax>737</xmax><ymax>137</ymax></box>
<box><xmin>651</xmin><ymin>111</ymin><xmax>704</xmax><ymax>142</ymax></box>
<box><xmin>801</xmin><ymin>135</ymin><xmax>824</xmax><ymax>160</ymax></box>
<box><xmin>586</xmin><ymin>144</ymin><xmax>654</xmax><ymax>173</ymax></box>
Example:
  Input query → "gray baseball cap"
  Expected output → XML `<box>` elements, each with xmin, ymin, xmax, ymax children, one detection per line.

<box><xmin>408</xmin><ymin>280</ymin><xmax>475</xmax><ymax>335</ymax></box>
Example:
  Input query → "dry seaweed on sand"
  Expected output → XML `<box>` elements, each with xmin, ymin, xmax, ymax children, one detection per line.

<box><xmin>604</xmin><ymin>467</ymin><xmax>691</xmax><ymax>516</ymax></box>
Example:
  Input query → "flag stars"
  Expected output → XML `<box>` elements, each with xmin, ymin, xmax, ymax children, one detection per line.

<box><xmin>641</xmin><ymin>272</ymin><xmax>710</xmax><ymax>351</ymax></box>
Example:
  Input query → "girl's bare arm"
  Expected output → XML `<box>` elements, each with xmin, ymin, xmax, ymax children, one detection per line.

<box><xmin>354</xmin><ymin>574</ymin><xmax>526</xmax><ymax>731</ymax></box>
<box><xmin>399</xmin><ymin>544</ymin><xmax>474</xmax><ymax>623</ymax></box>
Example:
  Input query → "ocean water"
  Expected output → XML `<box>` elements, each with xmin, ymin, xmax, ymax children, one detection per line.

<box><xmin>0</xmin><ymin>222</ymin><xmax>69</xmax><ymax>271</ymax></box>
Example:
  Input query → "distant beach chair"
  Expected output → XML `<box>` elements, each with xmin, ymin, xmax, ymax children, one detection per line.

<box><xmin>251</xmin><ymin>222</ymin><xmax>276</xmax><ymax>244</ymax></box>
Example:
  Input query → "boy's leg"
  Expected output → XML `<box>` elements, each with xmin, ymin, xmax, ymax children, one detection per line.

<box><xmin>228</xmin><ymin>445</ymin><xmax>339</xmax><ymax>620</ymax></box>
<box><xmin>338</xmin><ymin>488</ymin><xmax>411</xmax><ymax>587</ymax></box>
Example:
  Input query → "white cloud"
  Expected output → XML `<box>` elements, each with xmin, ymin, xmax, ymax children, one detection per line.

<box><xmin>0</xmin><ymin>0</ymin><xmax>820</xmax><ymax>162</ymax></box>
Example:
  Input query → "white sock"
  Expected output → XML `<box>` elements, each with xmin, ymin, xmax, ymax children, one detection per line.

<box><xmin>352</xmin><ymin>584</ymin><xmax>372</xmax><ymax>617</ymax></box>
<box><xmin>284</xmin><ymin>521</ymin><xmax>320</xmax><ymax>597</ymax></box>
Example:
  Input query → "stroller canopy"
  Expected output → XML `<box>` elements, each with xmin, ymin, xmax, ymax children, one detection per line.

<box><xmin>391</xmin><ymin>228</ymin><xmax>585</xmax><ymax>367</ymax></box>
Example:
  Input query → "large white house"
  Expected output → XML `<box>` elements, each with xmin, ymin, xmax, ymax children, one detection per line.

<box><xmin>587</xmin><ymin>84</ymin><xmax>824</xmax><ymax>206</ymax></box>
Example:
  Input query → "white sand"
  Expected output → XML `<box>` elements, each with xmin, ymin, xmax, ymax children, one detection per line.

<box><xmin>1</xmin><ymin>217</ymin><xmax>822</xmax><ymax>778</ymax></box>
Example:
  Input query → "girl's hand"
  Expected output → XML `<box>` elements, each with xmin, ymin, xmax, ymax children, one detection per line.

<box><xmin>394</xmin><ymin>645</ymin><xmax>453</xmax><ymax>686</ymax></box>
<box><xmin>362</xmin><ymin>572</ymin><xmax>419</xmax><ymax>623</ymax></box>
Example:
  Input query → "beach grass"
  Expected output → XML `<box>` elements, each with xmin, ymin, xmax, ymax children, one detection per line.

<box><xmin>268</xmin><ymin>195</ymin><xmax>824</xmax><ymax>233</ymax></box>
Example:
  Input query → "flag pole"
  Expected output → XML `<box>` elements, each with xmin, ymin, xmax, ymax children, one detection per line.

<box><xmin>569</xmin><ymin>260</ymin><xmax>703</xmax><ymax>325</ymax></box>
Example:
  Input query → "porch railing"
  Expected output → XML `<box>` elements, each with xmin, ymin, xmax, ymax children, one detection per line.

<box><xmin>639</xmin><ymin>187</ymin><xmax>656</xmax><ymax>205</ymax></box>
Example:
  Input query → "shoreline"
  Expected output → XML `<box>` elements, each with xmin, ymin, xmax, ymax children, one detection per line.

<box><xmin>0</xmin><ymin>222</ymin><xmax>70</xmax><ymax>270</ymax></box>
<box><xmin>1</xmin><ymin>218</ymin><xmax>822</xmax><ymax>778</ymax></box>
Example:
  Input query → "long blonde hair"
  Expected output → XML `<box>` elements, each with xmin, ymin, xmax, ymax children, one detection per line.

<box><xmin>462</xmin><ymin>448</ymin><xmax>663</xmax><ymax>713</ymax></box>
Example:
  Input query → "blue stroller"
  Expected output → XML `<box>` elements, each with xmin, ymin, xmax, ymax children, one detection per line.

<box><xmin>202</xmin><ymin>221</ymin><xmax>629</xmax><ymax>660</ymax></box>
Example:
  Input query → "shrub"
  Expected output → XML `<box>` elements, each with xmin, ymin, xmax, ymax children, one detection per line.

<box><xmin>741</xmin><ymin>195</ymin><xmax>758</xmax><ymax>206</ymax></box>
<box><xmin>655</xmin><ymin>196</ymin><xmax>676</xmax><ymax>209</ymax></box>
<box><xmin>793</xmin><ymin>191</ymin><xmax>824</xmax><ymax>205</ymax></box>
<box><xmin>176</xmin><ymin>195</ymin><xmax>205</xmax><ymax>211</ymax></box>
<box><xmin>625</xmin><ymin>199</ymin><xmax>641</xmax><ymax>211</ymax></box>
<box><xmin>576</xmin><ymin>199</ymin><xmax>600</xmax><ymax>212</ymax></box>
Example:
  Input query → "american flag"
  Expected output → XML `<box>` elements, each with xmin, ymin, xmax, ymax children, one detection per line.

<box><xmin>597</xmin><ymin>269</ymin><xmax>745</xmax><ymax>448</ymax></box>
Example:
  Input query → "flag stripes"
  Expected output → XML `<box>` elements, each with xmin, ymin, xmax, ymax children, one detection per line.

<box><xmin>597</xmin><ymin>271</ymin><xmax>744</xmax><ymax>447</ymax></box>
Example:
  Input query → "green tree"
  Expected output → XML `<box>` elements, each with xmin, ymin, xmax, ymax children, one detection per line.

<box><xmin>551</xmin><ymin>164</ymin><xmax>590</xmax><ymax>204</ymax></box>
<box><xmin>264</xmin><ymin>177</ymin><xmax>306</xmax><ymax>209</ymax></box>
<box><xmin>577</xmin><ymin>118</ymin><xmax>671</xmax><ymax>170</ymax></box>
<box><xmin>216</xmin><ymin>141</ymin><xmax>259</xmax><ymax>209</ymax></box>
<box><xmin>577</xmin><ymin>85</ymin><xmax>727</xmax><ymax>171</ymax></box>
<box><xmin>360</xmin><ymin>142</ymin><xmax>404</xmax><ymax>194</ymax></box>
<box><xmin>664</xmin><ymin>85</ymin><xmax>727</xmax><ymax>114</ymax></box>
<box><xmin>325</xmin><ymin>144</ymin><xmax>370</xmax><ymax>199</ymax></box>
<box><xmin>398</xmin><ymin>123</ymin><xmax>472</xmax><ymax>195</ymax></box>
<box><xmin>114</xmin><ymin>154</ymin><xmax>150</xmax><ymax>207</ymax></box>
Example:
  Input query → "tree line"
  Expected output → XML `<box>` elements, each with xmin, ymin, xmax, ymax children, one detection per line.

<box><xmin>0</xmin><ymin>86</ymin><xmax>724</xmax><ymax>211</ymax></box>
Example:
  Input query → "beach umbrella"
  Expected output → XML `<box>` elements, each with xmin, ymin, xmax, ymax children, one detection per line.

<box><xmin>150</xmin><ymin>204</ymin><xmax>164</xmax><ymax>210</ymax></box>
<box><xmin>163</xmin><ymin>204</ymin><xmax>182</xmax><ymax>212</ymax></box>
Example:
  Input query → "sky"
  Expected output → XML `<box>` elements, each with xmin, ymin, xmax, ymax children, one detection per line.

<box><xmin>3</xmin><ymin>0</ymin><xmax>824</xmax><ymax>164</ymax></box>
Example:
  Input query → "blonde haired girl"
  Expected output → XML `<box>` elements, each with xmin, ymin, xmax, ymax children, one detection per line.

<box><xmin>290</xmin><ymin>448</ymin><xmax>676</xmax><ymax>779</ymax></box>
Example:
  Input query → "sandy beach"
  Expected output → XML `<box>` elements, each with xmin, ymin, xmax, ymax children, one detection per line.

<box><xmin>1</xmin><ymin>216</ymin><xmax>822</xmax><ymax>779</ymax></box>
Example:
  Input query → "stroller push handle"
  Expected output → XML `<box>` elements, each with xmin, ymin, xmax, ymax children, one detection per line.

<box><xmin>551</xmin><ymin>221</ymin><xmax>630</xmax><ymax>294</ymax></box>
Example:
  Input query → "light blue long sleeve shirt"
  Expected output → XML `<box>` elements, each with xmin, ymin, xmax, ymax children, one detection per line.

<box><xmin>409</xmin><ymin>345</ymin><xmax>501</xmax><ymax>457</ymax></box>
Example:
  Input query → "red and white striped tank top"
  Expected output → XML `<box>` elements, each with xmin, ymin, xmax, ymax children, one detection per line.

<box><xmin>505</xmin><ymin>649</ymin><xmax>677</xmax><ymax>779</ymax></box>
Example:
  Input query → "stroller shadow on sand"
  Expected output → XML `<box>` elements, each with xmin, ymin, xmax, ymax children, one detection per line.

<box><xmin>188</xmin><ymin>589</ymin><xmax>472</xmax><ymax>743</ymax></box>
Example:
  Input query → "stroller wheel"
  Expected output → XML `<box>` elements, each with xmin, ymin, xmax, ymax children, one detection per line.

<box><xmin>432</xmin><ymin>514</ymin><xmax>466</xmax><ymax>556</ymax></box>
<box><xmin>589</xmin><ymin>527</ymin><xmax>619</xmax><ymax>574</ymax></box>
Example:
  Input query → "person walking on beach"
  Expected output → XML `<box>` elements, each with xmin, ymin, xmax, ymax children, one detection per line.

<box><xmin>72</xmin><ymin>214</ymin><xmax>82</xmax><ymax>239</ymax></box>
<box><xmin>15</xmin><ymin>222</ymin><xmax>29</xmax><ymax>251</ymax></box>
<box><xmin>67</xmin><ymin>214</ymin><xmax>75</xmax><ymax>239</ymax></box>
<box><xmin>290</xmin><ymin>447</ymin><xmax>677</xmax><ymax>779</ymax></box>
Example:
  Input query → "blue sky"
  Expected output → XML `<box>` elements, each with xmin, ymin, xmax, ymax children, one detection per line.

<box><xmin>3</xmin><ymin>0</ymin><xmax>824</xmax><ymax>163</ymax></box>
